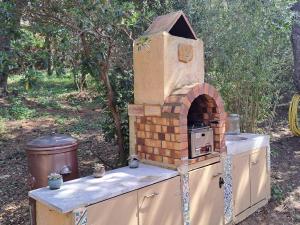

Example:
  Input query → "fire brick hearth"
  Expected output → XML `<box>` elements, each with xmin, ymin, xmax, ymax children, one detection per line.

<box><xmin>128</xmin><ymin>11</ymin><xmax>227</xmax><ymax>168</ymax></box>
<box><xmin>129</xmin><ymin>83</ymin><xmax>226</xmax><ymax>167</ymax></box>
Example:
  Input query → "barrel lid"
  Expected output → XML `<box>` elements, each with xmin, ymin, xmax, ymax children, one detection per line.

<box><xmin>26</xmin><ymin>134</ymin><xmax>78</xmax><ymax>150</ymax></box>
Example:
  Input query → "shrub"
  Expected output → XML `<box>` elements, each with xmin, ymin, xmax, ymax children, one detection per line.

<box><xmin>187</xmin><ymin>0</ymin><xmax>294</xmax><ymax>132</ymax></box>
<box><xmin>1</xmin><ymin>98</ymin><xmax>37</xmax><ymax>120</ymax></box>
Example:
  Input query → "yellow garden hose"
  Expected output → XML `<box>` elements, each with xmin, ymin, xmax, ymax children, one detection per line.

<box><xmin>289</xmin><ymin>94</ymin><xmax>300</xmax><ymax>136</ymax></box>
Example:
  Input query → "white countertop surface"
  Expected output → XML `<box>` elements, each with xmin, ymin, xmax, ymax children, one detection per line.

<box><xmin>29</xmin><ymin>164</ymin><xmax>178</xmax><ymax>213</ymax></box>
<box><xmin>225</xmin><ymin>133</ymin><xmax>270</xmax><ymax>155</ymax></box>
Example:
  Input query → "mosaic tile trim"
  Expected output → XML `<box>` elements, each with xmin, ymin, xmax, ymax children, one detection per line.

<box><xmin>179</xmin><ymin>156</ymin><xmax>190</xmax><ymax>225</ymax></box>
<box><xmin>73</xmin><ymin>207</ymin><xmax>87</xmax><ymax>225</ymax></box>
<box><xmin>224</xmin><ymin>155</ymin><xmax>233</xmax><ymax>224</ymax></box>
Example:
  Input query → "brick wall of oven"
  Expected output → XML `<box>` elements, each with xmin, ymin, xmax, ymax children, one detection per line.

<box><xmin>129</xmin><ymin>83</ymin><xmax>227</xmax><ymax>167</ymax></box>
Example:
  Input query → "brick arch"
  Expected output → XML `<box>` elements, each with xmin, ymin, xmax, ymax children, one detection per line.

<box><xmin>163</xmin><ymin>83</ymin><xmax>225</xmax><ymax>118</ymax></box>
<box><xmin>163</xmin><ymin>83</ymin><xmax>227</xmax><ymax>157</ymax></box>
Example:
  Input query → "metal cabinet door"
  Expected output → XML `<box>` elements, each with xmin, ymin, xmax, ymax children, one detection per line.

<box><xmin>87</xmin><ymin>191</ymin><xmax>138</xmax><ymax>225</ymax></box>
<box><xmin>189</xmin><ymin>162</ymin><xmax>224</xmax><ymax>225</ymax></box>
<box><xmin>138</xmin><ymin>177</ymin><xmax>182</xmax><ymax>225</ymax></box>
<box><xmin>233</xmin><ymin>153</ymin><xmax>251</xmax><ymax>216</ymax></box>
<box><xmin>250</xmin><ymin>149</ymin><xmax>267</xmax><ymax>205</ymax></box>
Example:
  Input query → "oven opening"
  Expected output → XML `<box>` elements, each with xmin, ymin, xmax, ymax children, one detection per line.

<box><xmin>187</xmin><ymin>94</ymin><xmax>217</xmax><ymax>159</ymax></box>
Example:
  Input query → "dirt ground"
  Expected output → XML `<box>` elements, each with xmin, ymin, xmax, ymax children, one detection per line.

<box><xmin>0</xmin><ymin>99</ymin><xmax>300</xmax><ymax>225</ymax></box>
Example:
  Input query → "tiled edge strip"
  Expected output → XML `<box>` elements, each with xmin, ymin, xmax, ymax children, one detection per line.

<box><xmin>224</xmin><ymin>154</ymin><xmax>233</xmax><ymax>224</ymax></box>
<box><xmin>73</xmin><ymin>207</ymin><xmax>87</xmax><ymax>225</ymax></box>
<box><xmin>179</xmin><ymin>156</ymin><xmax>190</xmax><ymax>225</ymax></box>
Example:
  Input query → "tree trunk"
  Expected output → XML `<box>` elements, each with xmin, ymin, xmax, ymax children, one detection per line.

<box><xmin>0</xmin><ymin>0</ymin><xmax>27</xmax><ymax>96</ymax></box>
<box><xmin>292</xmin><ymin>22</ymin><xmax>300</xmax><ymax>92</ymax></box>
<box><xmin>45</xmin><ymin>34</ymin><xmax>53</xmax><ymax>76</ymax></box>
<box><xmin>80</xmin><ymin>33</ymin><xmax>126</xmax><ymax>164</ymax></box>
<box><xmin>0</xmin><ymin>34</ymin><xmax>10</xmax><ymax>97</ymax></box>
<box><xmin>100</xmin><ymin>64</ymin><xmax>126</xmax><ymax>165</ymax></box>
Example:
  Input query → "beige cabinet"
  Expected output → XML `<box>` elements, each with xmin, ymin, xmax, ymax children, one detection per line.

<box><xmin>138</xmin><ymin>176</ymin><xmax>182</xmax><ymax>225</ymax></box>
<box><xmin>35</xmin><ymin>177</ymin><xmax>182</xmax><ymax>225</ymax></box>
<box><xmin>189</xmin><ymin>162</ymin><xmax>224</xmax><ymax>225</ymax></box>
<box><xmin>232</xmin><ymin>153</ymin><xmax>251</xmax><ymax>215</ymax></box>
<box><xmin>87</xmin><ymin>191</ymin><xmax>138</xmax><ymax>225</ymax></box>
<box><xmin>36</xmin><ymin>201</ymin><xmax>72</xmax><ymax>225</ymax></box>
<box><xmin>232</xmin><ymin>148</ymin><xmax>268</xmax><ymax>218</ymax></box>
<box><xmin>250</xmin><ymin>149</ymin><xmax>267</xmax><ymax>205</ymax></box>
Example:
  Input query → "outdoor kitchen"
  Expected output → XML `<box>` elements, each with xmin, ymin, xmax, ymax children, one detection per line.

<box><xmin>28</xmin><ymin>11</ymin><xmax>271</xmax><ymax>225</ymax></box>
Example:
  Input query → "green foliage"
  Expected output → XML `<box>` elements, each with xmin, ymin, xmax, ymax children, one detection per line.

<box><xmin>0</xmin><ymin>97</ymin><xmax>37</xmax><ymax>120</ymax></box>
<box><xmin>187</xmin><ymin>0</ymin><xmax>294</xmax><ymax>131</ymax></box>
<box><xmin>20</xmin><ymin>68</ymin><xmax>43</xmax><ymax>90</ymax></box>
<box><xmin>11</xmin><ymin>29</ymin><xmax>47</xmax><ymax>71</ymax></box>
<box><xmin>97</xmin><ymin>69</ymin><xmax>133</xmax><ymax>149</ymax></box>
<box><xmin>271</xmin><ymin>184</ymin><xmax>284</xmax><ymax>202</ymax></box>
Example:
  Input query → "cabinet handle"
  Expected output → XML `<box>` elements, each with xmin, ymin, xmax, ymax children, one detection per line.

<box><xmin>145</xmin><ymin>192</ymin><xmax>159</xmax><ymax>198</ymax></box>
<box><xmin>212</xmin><ymin>172</ymin><xmax>222</xmax><ymax>178</ymax></box>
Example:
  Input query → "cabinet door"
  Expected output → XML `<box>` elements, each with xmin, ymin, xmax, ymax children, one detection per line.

<box><xmin>87</xmin><ymin>191</ymin><xmax>138</xmax><ymax>225</ymax></box>
<box><xmin>36</xmin><ymin>201</ymin><xmax>72</xmax><ymax>225</ymax></box>
<box><xmin>233</xmin><ymin>153</ymin><xmax>251</xmax><ymax>215</ymax></box>
<box><xmin>189</xmin><ymin>163</ymin><xmax>224</xmax><ymax>225</ymax></box>
<box><xmin>250</xmin><ymin>149</ymin><xmax>267</xmax><ymax>205</ymax></box>
<box><xmin>138</xmin><ymin>177</ymin><xmax>182</xmax><ymax>225</ymax></box>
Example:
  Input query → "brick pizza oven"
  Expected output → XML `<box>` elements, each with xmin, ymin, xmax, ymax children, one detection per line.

<box><xmin>128</xmin><ymin>11</ymin><xmax>226</xmax><ymax>168</ymax></box>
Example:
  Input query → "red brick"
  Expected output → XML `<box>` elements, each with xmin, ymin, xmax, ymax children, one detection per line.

<box><xmin>165</xmin><ymin>133</ymin><xmax>171</xmax><ymax>141</ymax></box>
<box><xmin>165</xmin><ymin>149</ymin><xmax>171</xmax><ymax>157</ymax></box>
<box><xmin>154</xmin><ymin>155</ymin><xmax>163</xmax><ymax>162</ymax></box>
<box><xmin>139</xmin><ymin>124</ymin><xmax>145</xmax><ymax>131</ymax></box>
<box><xmin>162</xmin><ymin>105</ymin><xmax>172</xmax><ymax>113</ymax></box>
<box><xmin>158</xmin><ymin>133</ymin><xmax>165</xmax><ymax>140</ymax></box>
<box><xmin>144</xmin><ymin>105</ymin><xmax>161</xmax><ymax>116</ymax></box>
<box><xmin>136</xmin><ymin>138</ymin><xmax>145</xmax><ymax>145</ymax></box>
<box><xmin>163</xmin><ymin>157</ymin><xmax>174</xmax><ymax>165</ymax></box>
<box><xmin>187</xmin><ymin>91</ymin><xmax>195</xmax><ymax>102</ymax></box>
<box><xmin>162</xmin><ymin>126</ymin><xmax>168</xmax><ymax>133</ymax></box>
<box><xmin>171</xmin><ymin>150</ymin><xmax>181</xmax><ymax>159</ymax></box>
<box><xmin>128</xmin><ymin>104</ymin><xmax>144</xmax><ymax>116</ymax></box>
<box><xmin>152</xmin><ymin>117</ymin><xmax>158</xmax><ymax>124</ymax></box>
<box><xmin>153</xmin><ymin>147</ymin><xmax>160</xmax><ymax>155</ymax></box>
<box><xmin>145</xmin><ymin>124</ymin><xmax>151</xmax><ymax>132</ymax></box>
<box><xmin>146</xmin><ymin>154</ymin><xmax>154</xmax><ymax>160</ymax></box>
<box><xmin>167</xmin><ymin>126</ymin><xmax>175</xmax><ymax>133</ymax></box>
<box><xmin>137</xmin><ymin>131</ymin><xmax>145</xmax><ymax>138</ymax></box>
<box><xmin>146</xmin><ymin>147</ymin><xmax>154</xmax><ymax>154</ymax></box>
<box><xmin>174</xmin><ymin>106</ymin><xmax>181</xmax><ymax>114</ymax></box>
<box><xmin>138</xmin><ymin>152</ymin><xmax>146</xmax><ymax>159</ymax></box>
<box><xmin>145</xmin><ymin>132</ymin><xmax>153</xmax><ymax>139</ymax></box>
<box><xmin>181</xmin><ymin>148</ymin><xmax>188</xmax><ymax>157</ymax></box>
<box><xmin>159</xmin><ymin>118</ymin><xmax>168</xmax><ymax>125</ymax></box>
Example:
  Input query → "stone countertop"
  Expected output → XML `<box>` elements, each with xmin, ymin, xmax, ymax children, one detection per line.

<box><xmin>225</xmin><ymin>133</ymin><xmax>270</xmax><ymax>155</ymax></box>
<box><xmin>29</xmin><ymin>164</ymin><xmax>179</xmax><ymax>214</ymax></box>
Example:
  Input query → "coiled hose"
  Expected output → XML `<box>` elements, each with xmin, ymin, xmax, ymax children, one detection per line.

<box><xmin>289</xmin><ymin>94</ymin><xmax>300</xmax><ymax>136</ymax></box>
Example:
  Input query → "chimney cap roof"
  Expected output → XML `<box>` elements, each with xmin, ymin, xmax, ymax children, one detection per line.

<box><xmin>144</xmin><ymin>11</ymin><xmax>197</xmax><ymax>40</ymax></box>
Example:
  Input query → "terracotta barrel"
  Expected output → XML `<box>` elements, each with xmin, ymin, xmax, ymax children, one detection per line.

<box><xmin>26</xmin><ymin>134</ymin><xmax>79</xmax><ymax>190</ymax></box>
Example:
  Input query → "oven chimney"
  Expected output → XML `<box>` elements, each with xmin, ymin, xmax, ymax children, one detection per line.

<box><xmin>133</xmin><ymin>11</ymin><xmax>205</xmax><ymax>105</ymax></box>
